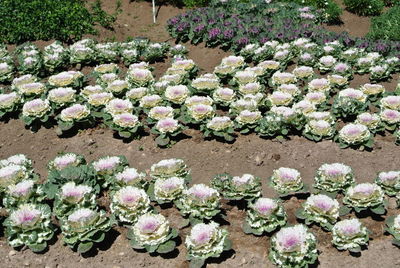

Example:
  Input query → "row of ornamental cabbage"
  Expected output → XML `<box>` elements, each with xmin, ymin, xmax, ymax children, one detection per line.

<box><xmin>0</xmin><ymin>39</ymin><xmax>180</xmax><ymax>80</ymax></box>
<box><xmin>2</xmin><ymin>38</ymin><xmax>400</xmax><ymax>149</ymax></box>
<box><xmin>1</xmin><ymin>153</ymin><xmax>400</xmax><ymax>267</ymax></box>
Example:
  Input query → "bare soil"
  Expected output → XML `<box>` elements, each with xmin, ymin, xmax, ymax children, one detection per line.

<box><xmin>1</xmin><ymin>1</ymin><xmax>400</xmax><ymax>268</ymax></box>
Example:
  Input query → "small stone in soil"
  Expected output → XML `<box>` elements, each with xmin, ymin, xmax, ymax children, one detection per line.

<box><xmin>254</xmin><ymin>155</ymin><xmax>264</xmax><ymax>166</ymax></box>
<box><xmin>388</xmin><ymin>197</ymin><xmax>397</xmax><ymax>209</ymax></box>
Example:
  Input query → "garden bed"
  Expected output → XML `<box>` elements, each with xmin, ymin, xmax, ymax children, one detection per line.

<box><xmin>0</xmin><ymin>1</ymin><xmax>400</xmax><ymax>268</ymax></box>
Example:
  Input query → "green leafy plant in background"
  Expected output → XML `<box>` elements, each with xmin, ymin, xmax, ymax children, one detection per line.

<box><xmin>343</xmin><ymin>0</ymin><xmax>384</xmax><ymax>16</ymax></box>
<box><xmin>90</xmin><ymin>0</ymin><xmax>118</xmax><ymax>30</ymax></box>
<box><xmin>367</xmin><ymin>5</ymin><xmax>400</xmax><ymax>41</ymax></box>
<box><xmin>383</xmin><ymin>0</ymin><xmax>400</xmax><ymax>6</ymax></box>
<box><xmin>182</xmin><ymin>0</ymin><xmax>210</xmax><ymax>8</ymax></box>
<box><xmin>0</xmin><ymin>0</ymin><xmax>116</xmax><ymax>44</ymax></box>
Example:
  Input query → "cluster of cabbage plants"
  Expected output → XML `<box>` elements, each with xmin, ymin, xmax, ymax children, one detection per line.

<box><xmin>0</xmin><ymin>39</ymin><xmax>174</xmax><ymax>81</ymax></box>
<box><xmin>2</xmin><ymin>153</ymin><xmax>400</xmax><ymax>267</ymax></box>
<box><xmin>2</xmin><ymin>38</ymin><xmax>400</xmax><ymax>149</ymax></box>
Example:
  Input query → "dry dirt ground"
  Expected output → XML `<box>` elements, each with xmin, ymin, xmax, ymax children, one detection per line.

<box><xmin>1</xmin><ymin>1</ymin><xmax>400</xmax><ymax>267</ymax></box>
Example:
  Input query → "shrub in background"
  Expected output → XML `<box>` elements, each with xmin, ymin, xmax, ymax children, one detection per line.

<box><xmin>182</xmin><ymin>0</ymin><xmax>210</xmax><ymax>8</ymax></box>
<box><xmin>383</xmin><ymin>0</ymin><xmax>400</xmax><ymax>6</ymax></box>
<box><xmin>367</xmin><ymin>5</ymin><xmax>400</xmax><ymax>41</ymax></box>
<box><xmin>0</xmin><ymin>0</ymin><xmax>115</xmax><ymax>44</ymax></box>
<box><xmin>343</xmin><ymin>0</ymin><xmax>384</xmax><ymax>16</ymax></box>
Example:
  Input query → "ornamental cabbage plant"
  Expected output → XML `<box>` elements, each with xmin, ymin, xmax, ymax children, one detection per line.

<box><xmin>110</xmin><ymin>186</ymin><xmax>151</xmax><ymax>223</ymax></box>
<box><xmin>343</xmin><ymin>183</ymin><xmax>386</xmax><ymax>215</ymax></box>
<box><xmin>361</xmin><ymin>83</ymin><xmax>385</xmax><ymax>104</ymax></box>
<box><xmin>176</xmin><ymin>184</ymin><xmax>221</xmax><ymax>224</ymax></box>
<box><xmin>151</xmin><ymin>177</ymin><xmax>186</xmax><ymax>204</ymax></box>
<box><xmin>296</xmin><ymin>194</ymin><xmax>340</xmax><ymax>231</ymax></box>
<box><xmin>234</xmin><ymin>110</ymin><xmax>262</xmax><ymax>134</ymax></box>
<box><xmin>151</xmin><ymin>117</ymin><xmax>187</xmax><ymax>147</ymax></box>
<box><xmin>0</xmin><ymin>92</ymin><xmax>21</xmax><ymax>119</ymax></box>
<box><xmin>0</xmin><ymin>61</ymin><xmax>14</xmax><ymax>83</ymax></box>
<box><xmin>106</xmin><ymin>167</ymin><xmax>147</xmax><ymax>191</ymax></box>
<box><xmin>185</xmin><ymin>222</ymin><xmax>231</xmax><ymax>268</ymax></box>
<box><xmin>43</xmin><ymin>41</ymin><xmax>69</xmax><ymax>73</ymax></box>
<box><xmin>385</xmin><ymin>214</ymin><xmax>400</xmax><ymax>247</ymax></box>
<box><xmin>243</xmin><ymin>197</ymin><xmax>286</xmax><ymax>235</ymax></box>
<box><xmin>109</xmin><ymin>113</ymin><xmax>142</xmax><ymax>140</ymax></box>
<box><xmin>47</xmin><ymin>71</ymin><xmax>84</xmax><ymax>89</ymax></box>
<box><xmin>375</xmin><ymin>171</ymin><xmax>400</xmax><ymax>196</ymax></box>
<box><xmin>127</xmin><ymin>213</ymin><xmax>179</xmax><ymax>254</ymax></box>
<box><xmin>303</xmin><ymin>119</ymin><xmax>335</xmax><ymax>141</ymax></box>
<box><xmin>380</xmin><ymin>109</ymin><xmax>400</xmax><ymax>132</ymax></box>
<box><xmin>370</xmin><ymin>65</ymin><xmax>391</xmax><ymax>82</ymax></box>
<box><xmin>313</xmin><ymin>163</ymin><xmax>354</xmax><ymax>195</ymax></box>
<box><xmin>20</xmin><ymin>99</ymin><xmax>52</xmax><ymax>131</ymax></box>
<box><xmin>4</xmin><ymin>154</ymin><xmax>33</xmax><ymax>170</ymax></box>
<box><xmin>269</xmin><ymin>224</ymin><xmax>318</xmax><ymax>268</ymax></box>
<box><xmin>4</xmin><ymin>203</ymin><xmax>55</xmax><ymax>252</ymax></box>
<box><xmin>201</xmin><ymin>116</ymin><xmax>236</xmax><ymax>142</ymax></box>
<box><xmin>332</xmin><ymin>219</ymin><xmax>369</xmax><ymax>253</ymax></box>
<box><xmin>210</xmin><ymin>173</ymin><xmax>232</xmax><ymax>194</ymax></box>
<box><xmin>270</xmin><ymin>167</ymin><xmax>307</xmax><ymax>197</ymax></box>
<box><xmin>332</xmin><ymin>88</ymin><xmax>367</xmax><ymax>119</ymax></box>
<box><xmin>47</xmin><ymin>153</ymin><xmax>85</xmax><ymax>171</ymax></box>
<box><xmin>126</xmin><ymin>68</ymin><xmax>154</xmax><ymax>87</ymax></box>
<box><xmin>337</xmin><ymin>123</ymin><xmax>373</xmax><ymax>150</ymax></box>
<box><xmin>56</xmin><ymin>104</ymin><xmax>94</xmax><ymax>135</ymax></box>
<box><xmin>219</xmin><ymin>174</ymin><xmax>262</xmax><ymax>201</ymax></box>
<box><xmin>60</xmin><ymin>208</ymin><xmax>114</xmax><ymax>253</ymax></box>
<box><xmin>69</xmin><ymin>39</ymin><xmax>96</xmax><ymax>65</ymax></box>
<box><xmin>150</xmin><ymin>158</ymin><xmax>190</xmax><ymax>180</ymax></box>
<box><xmin>48</xmin><ymin>87</ymin><xmax>76</xmax><ymax>110</ymax></box>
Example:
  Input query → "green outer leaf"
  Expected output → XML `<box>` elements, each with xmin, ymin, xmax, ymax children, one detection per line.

<box><xmin>91</xmin><ymin>232</ymin><xmax>105</xmax><ymax>243</ymax></box>
<box><xmin>392</xmin><ymin>239</ymin><xmax>400</xmax><ymax>247</ymax></box>
<box><xmin>189</xmin><ymin>216</ymin><xmax>203</xmax><ymax>226</ymax></box>
<box><xmin>370</xmin><ymin>204</ymin><xmax>386</xmax><ymax>215</ymax></box>
<box><xmin>349</xmin><ymin>246</ymin><xmax>361</xmax><ymax>253</ymax></box>
<box><xmin>386</xmin><ymin>215</ymin><xmax>396</xmax><ymax>226</ymax></box>
<box><xmin>130</xmin><ymin>239</ymin><xmax>144</xmax><ymax>249</ymax></box>
<box><xmin>242</xmin><ymin>221</ymin><xmax>254</xmax><ymax>234</ymax></box>
<box><xmin>189</xmin><ymin>258</ymin><xmax>205</xmax><ymax>268</ymax></box>
<box><xmin>223</xmin><ymin>237</ymin><xmax>232</xmax><ymax>251</ymax></box>
<box><xmin>354</xmin><ymin>206</ymin><xmax>366</xmax><ymax>213</ymax></box>
<box><xmin>77</xmin><ymin>241</ymin><xmax>94</xmax><ymax>253</ymax></box>
<box><xmin>155</xmin><ymin>135</ymin><xmax>170</xmax><ymax>146</ymax></box>
<box><xmin>295</xmin><ymin>208</ymin><xmax>306</xmax><ymax>219</ymax></box>
<box><xmin>170</xmin><ymin>228</ymin><xmax>179</xmax><ymax>239</ymax></box>
<box><xmin>59</xmin><ymin>120</ymin><xmax>74</xmax><ymax>131</ymax></box>
<box><xmin>156</xmin><ymin>240</ymin><xmax>176</xmax><ymax>254</ymax></box>
<box><xmin>146</xmin><ymin>183</ymin><xmax>155</xmax><ymax>200</ymax></box>
<box><xmin>29</xmin><ymin>242</ymin><xmax>47</xmax><ymax>253</ymax></box>
<box><xmin>118</xmin><ymin>131</ymin><xmax>132</xmax><ymax>138</ymax></box>
<box><xmin>145</xmin><ymin>244</ymin><xmax>159</xmax><ymax>253</ymax></box>
<box><xmin>126</xmin><ymin>228</ymin><xmax>135</xmax><ymax>240</ymax></box>
<box><xmin>339</xmin><ymin>205</ymin><xmax>352</xmax><ymax>216</ymax></box>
